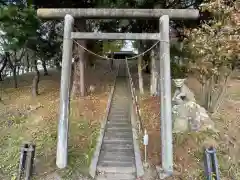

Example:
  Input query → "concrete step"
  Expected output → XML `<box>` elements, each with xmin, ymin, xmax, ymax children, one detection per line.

<box><xmin>100</xmin><ymin>150</ymin><xmax>135</xmax><ymax>158</ymax></box>
<box><xmin>111</xmin><ymin>102</ymin><xmax>128</xmax><ymax>104</ymax></box>
<box><xmin>104</xmin><ymin>132</ymin><xmax>132</xmax><ymax>139</ymax></box>
<box><xmin>108</xmin><ymin>114</ymin><xmax>129</xmax><ymax>118</ymax></box>
<box><xmin>108</xmin><ymin>112</ymin><xmax>129</xmax><ymax>116</ymax></box>
<box><xmin>104</xmin><ymin>134</ymin><xmax>132</xmax><ymax>140</ymax></box>
<box><xmin>106</xmin><ymin>121</ymin><xmax>130</xmax><ymax>126</ymax></box>
<box><xmin>101</xmin><ymin>144</ymin><xmax>134</xmax><ymax>151</ymax></box>
<box><xmin>111</xmin><ymin>99</ymin><xmax>128</xmax><ymax>102</ymax></box>
<box><xmin>107</xmin><ymin>127</ymin><xmax>132</xmax><ymax>132</ymax></box>
<box><xmin>101</xmin><ymin>147</ymin><xmax>134</xmax><ymax>154</ymax></box>
<box><xmin>111</xmin><ymin>101</ymin><xmax>128</xmax><ymax>104</ymax></box>
<box><xmin>107</xmin><ymin>123</ymin><xmax>131</xmax><ymax>129</ymax></box>
<box><xmin>96</xmin><ymin>172</ymin><xmax>136</xmax><ymax>180</ymax></box>
<box><xmin>111</xmin><ymin>98</ymin><xmax>128</xmax><ymax>101</ymax></box>
<box><xmin>97</xmin><ymin>162</ymin><xmax>136</xmax><ymax>174</ymax></box>
<box><xmin>109</xmin><ymin>106</ymin><xmax>129</xmax><ymax>109</ymax></box>
<box><xmin>109</xmin><ymin>105</ymin><xmax>128</xmax><ymax>108</ymax></box>
<box><xmin>109</xmin><ymin>109</ymin><xmax>128</xmax><ymax>112</ymax></box>
<box><xmin>109</xmin><ymin>107</ymin><xmax>129</xmax><ymax>111</ymax></box>
<box><xmin>107</xmin><ymin>115</ymin><xmax>129</xmax><ymax>119</ymax></box>
<box><xmin>105</xmin><ymin>124</ymin><xmax>131</xmax><ymax>130</ymax></box>
<box><xmin>107</xmin><ymin>122</ymin><xmax>130</xmax><ymax>126</ymax></box>
<box><xmin>107</xmin><ymin>118</ymin><xmax>129</xmax><ymax>121</ymax></box>
<box><xmin>110</xmin><ymin>100</ymin><xmax>127</xmax><ymax>103</ymax></box>
<box><xmin>108</xmin><ymin>121</ymin><xmax>130</xmax><ymax>125</ymax></box>
<box><xmin>111</xmin><ymin>100</ymin><xmax>128</xmax><ymax>103</ymax></box>
<box><xmin>107</xmin><ymin>118</ymin><xmax>129</xmax><ymax>122</ymax></box>
<box><xmin>101</xmin><ymin>146</ymin><xmax>134</xmax><ymax>152</ymax></box>
<box><xmin>98</xmin><ymin>155</ymin><xmax>135</xmax><ymax>163</ymax></box>
<box><xmin>107</xmin><ymin>119</ymin><xmax>129</xmax><ymax>127</ymax></box>
<box><xmin>103</xmin><ymin>138</ymin><xmax>132</xmax><ymax>144</ymax></box>
<box><xmin>108</xmin><ymin>115</ymin><xmax>129</xmax><ymax>119</ymax></box>
<box><xmin>106</xmin><ymin>127</ymin><xmax>132</xmax><ymax>133</ymax></box>
<box><xmin>112</xmin><ymin>95</ymin><xmax>128</xmax><ymax>98</ymax></box>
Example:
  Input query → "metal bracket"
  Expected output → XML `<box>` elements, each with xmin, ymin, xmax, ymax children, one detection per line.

<box><xmin>204</xmin><ymin>147</ymin><xmax>220</xmax><ymax>180</ymax></box>
<box><xmin>18</xmin><ymin>143</ymin><xmax>36</xmax><ymax>180</ymax></box>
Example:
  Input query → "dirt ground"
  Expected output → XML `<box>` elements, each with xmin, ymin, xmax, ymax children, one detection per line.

<box><xmin>0</xmin><ymin>63</ymin><xmax>116</xmax><ymax>180</ymax></box>
<box><xmin>135</xmin><ymin>69</ymin><xmax>240</xmax><ymax>179</ymax></box>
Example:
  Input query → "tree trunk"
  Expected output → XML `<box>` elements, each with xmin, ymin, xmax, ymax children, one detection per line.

<box><xmin>79</xmin><ymin>49</ymin><xmax>85</xmax><ymax>96</ymax></box>
<box><xmin>143</xmin><ymin>58</ymin><xmax>150</xmax><ymax>74</ymax></box>
<box><xmin>41</xmin><ymin>59</ymin><xmax>49</xmax><ymax>76</ymax></box>
<box><xmin>138</xmin><ymin>56</ymin><xmax>144</xmax><ymax>94</ymax></box>
<box><xmin>201</xmin><ymin>76</ymin><xmax>214</xmax><ymax>110</ymax></box>
<box><xmin>26</xmin><ymin>54</ymin><xmax>30</xmax><ymax>73</ymax></box>
<box><xmin>206</xmin><ymin>75</ymin><xmax>214</xmax><ymax>111</ymax></box>
<box><xmin>201</xmin><ymin>78</ymin><xmax>207</xmax><ymax>107</ymax></box>
<box><xmin>17</xmin><ymin>66</ymin><xmax>20</xmax><ymax>75</ymax></box>
<box><xmin>211</xmin><ymin>68</ymin><xmax>235</xmax><ymax>113</ymax></box>
<box><xmin>13</xmin><ymin>67</ymin><xmax>17</xmax><ymax>88</ymax></box>
<box><xmin>150</xmin><ymin>50</ymin><xmax>157</xmax><ymax>96</ymax></box>
<box><xmin>71</xmin><ymin>19</ymin><xmax>86</xmax><ymax>97</ymax></box>
<box><xmin>32</xmin><ymin>59</ymin><xmax>40</xmax><ymax>97</ymax></box>
<box><xmin>138</xmin><ymin>41</ymin><xmax>144</xmax><ymax>94</ymax></box>
<box><xmin>7</xmin><ymin>58</ymin><xmax>18</xmax><ymax>88</ymax></box>
<box><xmin>109</xmin><ymin>52</ymin><xmax>114</xmax><ymax>71</ymax></box>
<box><xmin>141</xmin><ymin>41</ymin><xmax>152</xmax><ymax>74</ymax></box>
<box><xmin>54</xmin><ymin>58</ymin><xmax>61</xmax><ymax>71</ymax></box>
<box><xmin>85</xmin><ymin>40</ymin><xmax>95</xmax><ymax>67</ymax></box>
<box><xmin>0</xmin><ymin>56</ymin><xmax>7</xmax><ymax>81</ymax></box>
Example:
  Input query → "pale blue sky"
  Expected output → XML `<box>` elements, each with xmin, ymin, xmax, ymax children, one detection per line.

<box><xmin>121</xmin><ymin>40</ymin><xmax>138</xmax><ymax>53</ymax></box>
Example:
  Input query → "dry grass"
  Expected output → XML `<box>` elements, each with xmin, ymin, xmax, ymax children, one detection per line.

<box><xmin>0</xmin><ymin>65</ymin><xmax>115</xmax><ymax>180</ymax></box>
<box><xmin>133</xmin><ymin>69</ymin><xmax>240</xmax><ymax>179</ymax></box>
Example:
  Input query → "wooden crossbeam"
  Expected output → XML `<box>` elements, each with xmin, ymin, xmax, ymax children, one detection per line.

<box><xmin>37</xmin><ymin>8</ymin><xmax>199</xmax><ymax>20</ymax></box>
<box><xmin>71</xmin><ymin>32</ymin><xmax>161</xmax><ymax>40</ymax></box>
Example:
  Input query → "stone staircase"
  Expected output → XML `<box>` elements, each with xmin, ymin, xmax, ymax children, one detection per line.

<box><xmin>95</xmin><ymin>71</ymin><xmax>136</xmax><ymax>180</ymax></box>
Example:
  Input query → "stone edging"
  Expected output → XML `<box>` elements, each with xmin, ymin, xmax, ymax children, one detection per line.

<box><xmin>89</xmin><ymin>65</ymin><xmax>119</xmax><ymax>178</ymax></box>
<box><xmin>126</xmin><ymin>60</ymin><xmax>145</xmax><ymax>178</ymax></box>
<box><xmin>130</xmin><ymin>112</ymin><xmax>145</xmax><ymax>178</ymax></box>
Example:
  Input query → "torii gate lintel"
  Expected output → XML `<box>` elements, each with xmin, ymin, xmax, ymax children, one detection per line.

<box><xmin>37</xmin><ymin>8</ymin><xmax>199</xmax><ymax>19</ymax></box>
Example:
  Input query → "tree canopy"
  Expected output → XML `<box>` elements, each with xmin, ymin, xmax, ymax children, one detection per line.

<box><xmin>183</xmin><ymin>0</ymin><xmax>239</xmax><ymax>81</ymax></box>
<box><xmin>0</xmin><ymin>4</ymin><xmax>39</xmax><ymax>52</ymax></box>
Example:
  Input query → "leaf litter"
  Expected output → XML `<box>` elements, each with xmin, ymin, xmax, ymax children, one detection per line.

<box><xmin>137</xmin><ymin>70</ymin><xmax>240</xmax><ymax>179</ymax></box>
<box><xmin>0</xmin><ymin>66</ymin><xmax>116</xmax><ymax>180</ymax></box>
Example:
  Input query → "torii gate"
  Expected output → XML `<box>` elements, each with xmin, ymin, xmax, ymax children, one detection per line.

<box><xmin>37</xmin><ymin>8</ymin><xmax>199</xmax><ymax>178</ymax></box>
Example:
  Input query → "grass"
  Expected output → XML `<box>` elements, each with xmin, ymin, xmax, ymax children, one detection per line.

<box><xmin>0</xmin><ymin>67</ymin><xmax>115</xmax><ymax>180</ymax></box>
<box><xmin>58</xmin><ymin>114</ymin><xmax>100</xmax><ymax>179</ymax></box>
<box><xmin>0</xmin><ymin>103</ymin><xmax>98</xmax><ymax>179</ymax></box>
